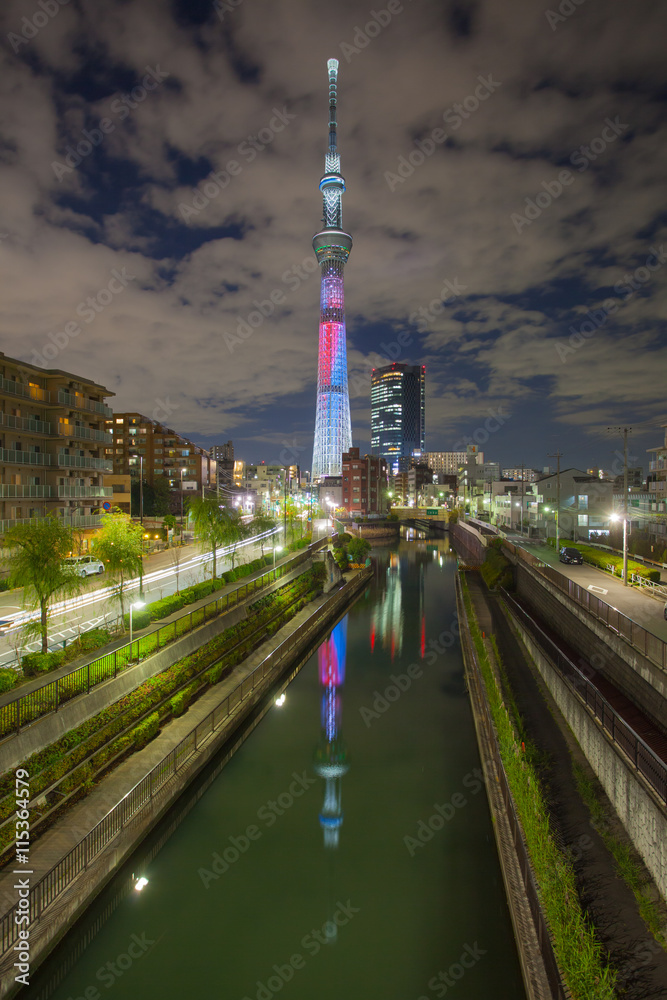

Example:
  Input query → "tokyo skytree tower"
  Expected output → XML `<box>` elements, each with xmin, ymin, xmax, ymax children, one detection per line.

<box><xmin>311</xmin><ymin>58</ymin><xmax>353</xmax><ymax>481</ymax></box>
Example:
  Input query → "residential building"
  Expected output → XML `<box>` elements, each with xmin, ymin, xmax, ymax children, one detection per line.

<box><xmin>613</xmin><ymin>467</ymin><xmax>644</xmax><ymax>490</ymax></box>
<box><xmin>342</xmin><ymin>447</ymin><xmax>388</xmax><ymax>515</ymax></box>
<box><xmin>528</xmin><ymin>469</ymin><xmax>614</xmax><ymax>541</ymax></box>
<box><xmin>211</xmin><ymin>440</ymin><xmax>235</xmax><ymax>489</ymax></box>
<box><xmin>103</xmin><ymin>474</ymin><xmax>132</xmax><ymax>516</ymax></box>
<box><xmin>423</xmin><ymin>449</ymin><xmax>483</xmax><ymax>478</ymax></box>
<box><xmin>408</xmin><ymin>462</ymin><xmax>434</xmax><ymax>505</ymax></box>
<box><xmin>371</xmin><ymin>363</ymin><xmax>425</xmax><ymax>474</ymax></box>
<box><xmin>0</xmin><ymin>351</ymin><xmax>113</xmax><ymax>540</ymax></box>
<box><xmin>647</xmin><ymin>423</ymin><xmax>667</xmax><ymax>504</ymax></box>
<box><xmin>106</xmin><ymin>413</ymin><xmax>216</xmax><ymax>496</ymax></box>
<box><xmin>502</xmin><ymin>467</ymin><xmax>540</xmax><ymax>482</ymax></box>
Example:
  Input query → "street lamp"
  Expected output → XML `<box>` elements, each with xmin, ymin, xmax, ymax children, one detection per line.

<box><xmin>610</xmin><ymin>513</ymin><xmax>628</xmax><ymax>586</ymax></box>
<box><xmin>273</xmin><ymin>543</ymin><xmax>283</xmax><ymax>576</ymax></box>
<box><xmin>515</xmin><ymin>502</ymin><xmax>522</xmax><ymax>534</ymax></box>
<box><xmin>129</xmin><ymin>600</ymin><xmax>146</xmax><ymax>657</ymax></box>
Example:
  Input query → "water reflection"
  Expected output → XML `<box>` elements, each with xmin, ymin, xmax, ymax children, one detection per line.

<box><xmin>314</xmin><ymin>618</ymin><xmax>349</xmax><ymax>850</ymax></box>
<box><xmin>370</xmin><ymin>552</ymin><xmax>403</xmax><ymax>659</ymax></box>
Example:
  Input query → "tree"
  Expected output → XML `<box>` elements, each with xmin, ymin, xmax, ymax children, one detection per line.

<box><xmin>4</xmin><ymin>516</ymin><xmax>82</xmax><ymax>653</ymax></box>
<box><xmin>226</xmin><ymin>515</ymin><xmax>249</xmax><ymax>570</ymax></box>
<box><xmin>249</xmin><ymin>515</ymin><xmax>277</xmax><ymax>556</ymax></box>
<box><xmin>189</xmin><ymin>496</ymin><xmax>235</xmax><ymax>579</ymax></box>
<box><xmin>348</xmin><ymin>537</ymin><xmax>371</xmax><ymax>564</ymax></box>
<box><xmin>92</xmin><ymin>512</ymin><xmax>144</xmax><ymax>620</ymax></box>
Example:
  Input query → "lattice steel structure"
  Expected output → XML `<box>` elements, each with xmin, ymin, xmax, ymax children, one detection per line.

<box><xmin>311</xmin><ymin>59</ymin><xmax>353</xmax><ymax>481</ymax></box>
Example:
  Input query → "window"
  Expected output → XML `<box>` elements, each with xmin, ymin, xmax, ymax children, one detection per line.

<box><xmin>579</xmin><ymin>495</ymin><xmax>588</xmax><ymax>509</ymax></box>
<box><xmin>578</xmin><ymin>514</ymin><xmax>589</xmax><ymax>526</ymax></box>
<box><xmin>115</xmin><ymin>418</ymin><xmax>124</xmax><ymax>424</ymax></box>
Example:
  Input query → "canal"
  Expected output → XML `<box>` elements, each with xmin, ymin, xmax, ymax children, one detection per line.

<box><xmin>28</xmin><ymin>538</ymin><xmax>525</xmax><ymax>1000</ymax></box>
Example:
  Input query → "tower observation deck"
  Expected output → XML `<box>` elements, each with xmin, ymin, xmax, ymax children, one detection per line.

<box><xmin>311</xmin><ymin>59</ymin><xmax>353</xmax><ymax>482</ymax></box>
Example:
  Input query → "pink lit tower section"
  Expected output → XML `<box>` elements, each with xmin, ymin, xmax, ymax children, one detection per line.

<box><xmin>311</xmin><ymin>59</ymin><xmax>353</xmax><ymax>481</ymax></box>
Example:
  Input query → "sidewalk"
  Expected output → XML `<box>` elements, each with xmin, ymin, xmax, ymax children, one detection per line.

<box><xmin>515</xmin><ymin>540</ymin><xmax>667</xmax><ymax>643</ymax></box>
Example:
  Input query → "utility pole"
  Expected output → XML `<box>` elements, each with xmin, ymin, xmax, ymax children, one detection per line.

<box><xmin>520</xmin><ymin>463</ymin><xmax>524</xmax><ymax>535</ymax></box>
<box><xmin>608</xmin><ymin>426</ymin><xmax>632</xmax><ymax>585</ymax></box>
<box><xmin>139</xmin><ymin>455</ymin><xmax>144</xmax><ymax>525</ymax></box>
<box><xmin>548</xmin><ymin>450</ymin><xmax>563</xmax><ymax>549</ymax></box>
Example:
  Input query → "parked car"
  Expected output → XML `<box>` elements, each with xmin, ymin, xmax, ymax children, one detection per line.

<box><xmin>559</xmin><ymin>546</ymin><xmax>584</xmax><ymax>565</ymax></box>
<box><xmin>65</xmin><ymin>555</ymin><xmax>105</xmax><ymax>577</ymax></box>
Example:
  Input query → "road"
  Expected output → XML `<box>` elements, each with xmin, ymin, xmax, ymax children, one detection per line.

<box><xmin>0</xmin><ymin>528</ymin><xmax>280</xmax><ymax>667</ymax></box>
<box><xmin>508</xmin><ymin>537</ymin><xmax>667</xmax><ymax>643</ymax></box>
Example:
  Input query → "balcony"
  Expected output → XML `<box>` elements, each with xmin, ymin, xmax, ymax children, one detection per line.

<box><xmin>0</xmin><ymin>485</ymin><xmax>53</xmax><ymax>498</ymax></box>
<box><xmin>57</xmin><ymin>390</ymin><xmax>113</xmax><ymax>418</ymax></box>
<box><xmin>0</xmin><ymin>413</ymin><xmax>52</xmax><ymax>435</ymax></box>
<box><xmin>57</xmin><ymin>453</ymin><xmax>113</xmax><ymax>471</ymax></box>
<box><xmin>0</xmin><ymin>513</ymin><xmax>103</xmax><ymax>534</ymax></box>
<box><xmin>57</xmin><ymin>485</ymin><xmax>113</xmax><ymax>498</ymax></box>
<box><xmin>58</xmin><ymin>423</ymin><xmax>113</xmax><ymax>444</ymax></box>
<box><xmin>649</xmin><ymin>459</ymin><xmax>667</xmax><ymax>473</ymax></box>
<box><xmin>0</xmin><ymin>449</ymin><xmax>51</xmax><ymax>466</ymax></box>
<box><xmin>0</xmin><ymin>378</ymin><xmax>50</xmax><ymax>403</ymax></box>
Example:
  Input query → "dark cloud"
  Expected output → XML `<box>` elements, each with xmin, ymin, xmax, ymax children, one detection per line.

<box><xmin>0</xmin><ymin>0</ymin><xmax>664</xmax><ymax>472</ymax></box>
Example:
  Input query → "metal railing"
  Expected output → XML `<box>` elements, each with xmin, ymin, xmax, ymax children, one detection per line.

<box><xmin>0</xmin><ymin>414</ymin><xmax>52</xmax><ymax>435</ymax></box>
<box><xmin>504</xmin><ymin>541</ymin><xmax>667</xmax><ymax>672</ymax></box>
<box><xmin>0</xmin><ymin>379</ymin><xmax>49</xmax><ymax>402</ymax></box>
<box><xmin>58</xmin><ymin>424</ymin><xmax>112</xmax><ymax>444</ymax></box>
<box><xmin>0</xmin><ymin>542</ymin><xmax>325</xmax><ymax>740</ymax></box>
<box><xmin>456</xmin><ymin>577</ymin><xmax>568</xmax><ymax>1000</ymax></box>
<box><xmin>504</xmin><ymin>592</ymin><xmax>667</xmax><ymax>805</ymax></box>
<box><xmin>57</xmin><ymin>391</ymin><xmax>113</xmax><ymax>418</ymax></box>
<box><xmin>0</xmin><ymin>449</ymin><xmax>51</xmax><ymax>466</ymax></box>
<box><xmin>57</xmin><ymin>486</ymin><xmax>113</xmax><ymax>499</ymax></box>
<box><xmin>0</xmin><ymin>514</ymin><xmax>103</xmax><ymax>535</ymax></box>
<box><xmin>56</xmin><ymin>454</ymin><xmax>112</xmax><ymax>471</ymax></box>
<box><xmin>0</xmin><ymin>565</ymin><xmax>370</xmax><ymax>958</ymax></box>
<box><xmin>0</xmin><ymin>485</ymin><xmax>53</xmax><ymax>498</ymax></box>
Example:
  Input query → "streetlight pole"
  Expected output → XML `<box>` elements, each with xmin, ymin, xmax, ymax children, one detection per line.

<box><xmin>180</xmin><ymin>466</ymin><xmax>186</xmax><ymax>542</ymax></box>
<box><xmin>610</xmin><ymin>513</ymin><xmax>628</xmax><ymax>585</ymax></box>
<box><xmin>129</xmin><ymin>600</ymin><xmax>145</xmax><ymax>659</ymax></box>
<box><xmin>139</xmin><ymin>455</ymin><xmax>144</xmax><ymax>526</ymax></box>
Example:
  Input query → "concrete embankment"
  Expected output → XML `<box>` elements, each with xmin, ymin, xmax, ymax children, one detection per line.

<box><xmin>0</xmin><ymin>568</ymin><xmax>371</xmax><ymax>999</ymax></box>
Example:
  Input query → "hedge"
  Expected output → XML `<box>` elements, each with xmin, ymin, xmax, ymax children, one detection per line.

<box><xmin>0</xmin><ymin>669</ymin><xmax>17</xmax><ymax>694</ymax></box>
<box><xmin>559</xmin><ymin>542</ymin><xmax>661</xmax><ymax>583</ymax></box>
<box><xmin>132</xmin><ymin>713</ymin><xmax>159</xmax><ymax>749</ymax></box>
<box><xmin>22</xmin><ymin>650</ymin><xmax>65</xmax><ymax>677</ymax></box>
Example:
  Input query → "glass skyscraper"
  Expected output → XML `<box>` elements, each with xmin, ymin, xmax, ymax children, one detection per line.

<box><xmin>371</xmin><ymin>363</ymin><xmax>425</xmax><ymax>474</ymax></box>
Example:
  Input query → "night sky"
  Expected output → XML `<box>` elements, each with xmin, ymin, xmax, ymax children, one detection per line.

<box><xmin>1</xmin><ymin>0</ymin><xmax>666</xmax><ymax>474</ymax></box>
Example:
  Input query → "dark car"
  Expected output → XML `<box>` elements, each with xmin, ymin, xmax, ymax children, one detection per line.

<box><xmin>559</xmin><ymin>546</ymin><xmax>583</xmax><ymax>565</ymax></box>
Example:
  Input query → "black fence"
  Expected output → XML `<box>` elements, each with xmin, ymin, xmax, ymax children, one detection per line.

<box><xmin>504</xmin><ymin>592</ymin><xmax>667</xmax><ymax>806</ymax></box>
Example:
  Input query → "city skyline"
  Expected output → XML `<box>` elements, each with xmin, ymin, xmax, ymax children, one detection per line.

<box><xmin>0</xmin><ymin>0</ymin><xmax>665</xmax><ymax>474</ymax></box>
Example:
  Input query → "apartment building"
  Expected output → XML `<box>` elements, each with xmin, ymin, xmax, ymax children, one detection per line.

<box><xmin>342</xmin><ymin>447</ymin><xmax>388</xmax><ymax>515</ymax></box>
<box><xmin>106</xmin><ymin>413</ymin><xmax>216</xmax><ymax>495</ymax></box>
<box><xmin>0</xmin><ymin>352</ymin><xmax>113</xmax><ymax>538</ymax></box>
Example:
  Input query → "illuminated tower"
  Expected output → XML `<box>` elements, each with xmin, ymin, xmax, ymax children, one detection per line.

<box><xmin>311</xmin><ymin>59</ymin><xmax>353</xmax><ymax>481</ymax></box>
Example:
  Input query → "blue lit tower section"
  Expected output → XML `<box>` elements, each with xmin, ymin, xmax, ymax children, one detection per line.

<box><xmin>311</xmin><ymin>59</ymin><xmax>353</xmax><ymax>481</ymax></box>
<box><xmin>314</xmin><ymin>618</ymin><xmax>349</xmax><ymax>849</ymax></box>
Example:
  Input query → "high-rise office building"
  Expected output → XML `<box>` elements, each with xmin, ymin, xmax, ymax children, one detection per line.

<box><xmin>311</xmin><ymin>59</ymin><xmax>353</xmax><ymax>481</ymax></box>
<box><xmin>371</xmin><ymin>363</ymin><xmax>425</xmax><ymax>474</ymax></box>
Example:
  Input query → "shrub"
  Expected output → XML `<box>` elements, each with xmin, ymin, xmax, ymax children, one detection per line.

<box><xmin>149</xmin><ymin>594</ymin><xmax>186</xmax><ymax>621</ymax></box>
<box><xmin>169</xmin><ymin>684</ymin><xmax>197</xmax><ymax>717</ymax></box>
<box><xmin>122</xmin><ymin>608</ymin><xmax>151</xmax><ymax>631</ymax></box>
<box><xmin>78</xmin><ymin>628</ymin><xmax>111</xmax><ymax>652</ymax></box>
<box><xmin>0</xmin><ymin>669</ymin><xmax>17</xmax><ymax>693</ymax></box>
<box><xmin>21</xmin><ymin>651</ymin><xmax>65</xmax><ymax>677</ymax></box>
<box><xmin>0</xmin><ymin>579</ymin><xmax>11</xmax><ymax>592</ymax></box>
<box><xmin>481</xmin><ymin>548</ymin><xmax>513</xmax><ymax>590</ymax></box>
<box><xmin>193</xmin><ymin>580</ymin><xmax>216</xmax><ymax>600</ymax></box>
<box><xmin>131</xmin><ymin>713</ymin><xmax>160</xmax><ymax>749</ymax></box>
<box><xmin>348</xmin><ymin>537</ymin><xmax>371</xmax><ymax>564</ymax></box>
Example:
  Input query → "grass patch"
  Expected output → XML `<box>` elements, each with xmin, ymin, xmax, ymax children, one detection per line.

<box><xmin>572</xmin><ymin>761</ymin><xmax>666</xmax><ymax>945</ymax></box>
<box><xmin>460</xmin><ymin>572</ymin><xmax>616</xmax><ymax>999</ymax></box>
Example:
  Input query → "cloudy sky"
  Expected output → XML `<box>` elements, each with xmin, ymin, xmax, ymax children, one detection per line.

<box><xmin>1</xmin><ymin>0</ymin><xmax>666</xmax><ymax>474</ymax></box>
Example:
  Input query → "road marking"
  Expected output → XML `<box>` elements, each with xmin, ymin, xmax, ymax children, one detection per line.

<box><xmin>587</xmin><ymin>585</ymin><xmax>608</xmax><ymax>595</ymax></box>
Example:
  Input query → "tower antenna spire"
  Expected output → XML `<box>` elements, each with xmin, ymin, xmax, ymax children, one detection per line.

<box><xmin>311</xmin><ymin>59</ymin><xmax>353</xmax><ymax>481</ymax></box>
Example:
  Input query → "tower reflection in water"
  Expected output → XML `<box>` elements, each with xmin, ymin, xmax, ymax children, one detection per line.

<box><xmin>313</xmin><ymin>618</ymin><xmax>349</xmax><ymax>944</ymax></box>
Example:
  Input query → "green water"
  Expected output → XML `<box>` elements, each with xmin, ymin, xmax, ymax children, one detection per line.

<box><xmin>28</xmin><ymin>539</ymin><xmax>525</xmax><ymax>1000</ymax></box>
